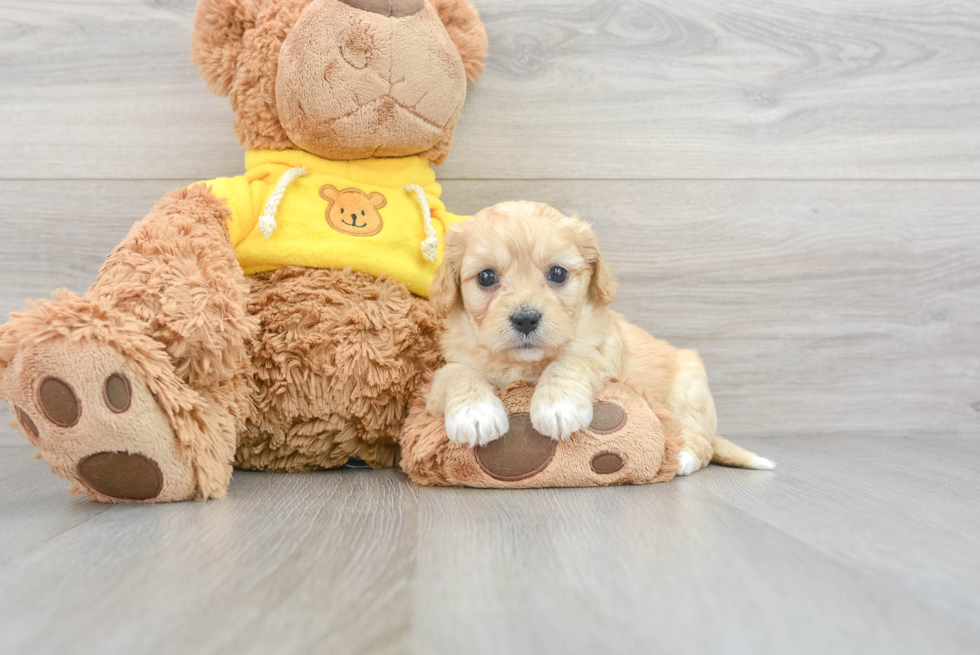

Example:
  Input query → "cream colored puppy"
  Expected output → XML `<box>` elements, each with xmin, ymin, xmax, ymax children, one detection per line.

<box><xmin>425</xmin><ymin>201</ymin><xmax>773</xmax><ymax>475</ymax></box>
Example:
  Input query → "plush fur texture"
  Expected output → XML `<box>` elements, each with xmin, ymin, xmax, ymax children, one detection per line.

<box><xmin>238</xmin><ymin>266</ymin><xmax>443</xmax><ymax>472</ymax></box>
<box><xmin>425</xmin><ymin>201</ymin><xmax>774</xmax><ymax>476</ymax></box>
<box><xmin>401</xmin><ymin>381</ymin><xmax>683</xmax><ymax>488</ymax></box>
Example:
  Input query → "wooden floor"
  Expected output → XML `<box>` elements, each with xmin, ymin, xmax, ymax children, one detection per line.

<box><xmin>1</xmin><ymin>0</ymin><xmax>979</xmax><ymax>653</ymax></box>
<box><xmin>2</xmin><ymin>435</ymin><xmax>979</xmax><ymax>654</ymax></box>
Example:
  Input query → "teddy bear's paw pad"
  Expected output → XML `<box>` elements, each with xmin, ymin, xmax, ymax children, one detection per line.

<box><xmin>4</xmin><ymin>339</ymin><xmax>196</xmax><ymax>502</ymax></box>
<box><xmin>77</xmin><ymin>452</ymin><xmax>163</xmax><ymax>501</ymax></box>
<box><xmin>474</xmin><ymin>413</ymin><xmax>557</xmax><ymax>481</ymax></box>
<box><xmin>103</xmin><ymin>373</ymin><xmax>132</xmax><ymax>413</ymax></box>
<box><xmin>15</xmin><ymin>407</ymin><xmax>40</xmax><ymax>439</ymax></box>
<box><xmin>589</xmin><ymin>401</ymin><xmax>627</xmax><ymax>434</ymax></box>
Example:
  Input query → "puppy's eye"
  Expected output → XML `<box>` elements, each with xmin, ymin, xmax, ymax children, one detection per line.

<box><xmin>477</xmin><ymin>269</ymin><xmax>498</xmax><ymax>288</ymax></box>
<box><xmin>548</xmin><ymin>266</ymin><xmax>568</xmax><ymax>284</ymax></box>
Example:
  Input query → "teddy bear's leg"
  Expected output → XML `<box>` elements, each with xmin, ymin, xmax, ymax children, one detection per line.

<box><xmin>0</xmin><ymin>184</ymin><xmax>255</xmax><ymax>502</ymax></box>
<box><xmin>237</xmin><ymin>268</ymin><xmax>443</xmax><ymax>472</ymax></box>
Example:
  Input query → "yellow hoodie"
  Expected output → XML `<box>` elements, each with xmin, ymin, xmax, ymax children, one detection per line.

<box><xmin>202</xmin><ymin>150</ymin><xmax>466</xmax><ymax>298</ymax></box>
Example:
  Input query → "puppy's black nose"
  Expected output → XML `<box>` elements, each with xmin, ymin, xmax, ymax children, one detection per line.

<box><xmin>510</xmin><ymin>309</ymin><xmax>542</xmax><ymax>336</ymax></box>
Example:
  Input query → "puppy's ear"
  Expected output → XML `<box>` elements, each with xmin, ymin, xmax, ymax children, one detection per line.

<box><xmin>430</xmin><ymin>224</ymin><xmax>466</xmax><ymax>315</ymax></box>
<box><xmin>575</xmin><ymin>222</ymin><xmax>618</xmax><ymax>305</ymax></box>
<box><xmin>430</xmin><ymin>0</ymin><xmax>489</xmax><ymax>82</ymax></box>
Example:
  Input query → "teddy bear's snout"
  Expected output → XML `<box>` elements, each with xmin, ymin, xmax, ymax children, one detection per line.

<box><xmin>338</xmin><ymin>0</ymin><xmax>423</xmax><ymax>18</ymax></box>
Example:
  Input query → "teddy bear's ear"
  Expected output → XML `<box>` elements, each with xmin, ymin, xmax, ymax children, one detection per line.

<box><xmin>430</xmin><ymin>0</ymin><xmax>489</xmax><ymax>82</ymax></box>
<box><xmin>191</xmin><ymin>0</ymin><xmax>264</xmax><ymax>96</ymax></box>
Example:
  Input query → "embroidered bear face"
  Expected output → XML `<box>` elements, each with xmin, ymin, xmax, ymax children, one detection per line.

<box><xmin>319</xmin><ymin>185</ymin><xmax>387</xmax><ymax>236</ymax></box>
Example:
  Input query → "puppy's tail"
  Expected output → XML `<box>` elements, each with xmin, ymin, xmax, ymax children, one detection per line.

<box><xmin>710</xmin><ymin>436</ymin><xmax>775</xmax><ymax>470</ymax></box>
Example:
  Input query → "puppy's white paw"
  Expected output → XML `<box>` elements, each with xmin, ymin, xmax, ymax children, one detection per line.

<box><xmin>675</xmin><ymin>450</ymin><xmax>697</xmax><ymax>476</ymax></box>
<box><xmin>445</xmin><ymin>398</ymin><xmax>510</xmax><ymax>447</ymax></box>
<box><xmin>530</xmin><ymin>392</ymin><xmax>594</xmax><ymax>441</ymax></box>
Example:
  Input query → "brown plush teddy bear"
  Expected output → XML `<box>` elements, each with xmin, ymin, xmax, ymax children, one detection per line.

<box><xmin>0</xmin><ymin>0</ymin><xmax>488</xmax><ymax>503</ymax></box>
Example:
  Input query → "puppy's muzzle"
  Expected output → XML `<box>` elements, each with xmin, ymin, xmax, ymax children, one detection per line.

<box><xmin>510</xmin><ymin>309</ymin><xmax>542</xmax><ymax>336</ymax></box>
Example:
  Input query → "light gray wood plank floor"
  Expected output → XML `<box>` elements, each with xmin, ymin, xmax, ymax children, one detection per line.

<box><xmin>1</xmin><ymin>0</ymin><xmax>978</xmax><ymax>652</ymax></box>
<box><xmin>1</xmin><ymin>433</ymin><xmax>979</xmax><ymax>655</ymax></box>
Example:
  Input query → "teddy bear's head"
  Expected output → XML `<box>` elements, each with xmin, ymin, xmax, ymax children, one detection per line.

<box><xmin>192</xmin><ymin>0</ymin><xmax>488</xmax><ymax>164</ymax></box>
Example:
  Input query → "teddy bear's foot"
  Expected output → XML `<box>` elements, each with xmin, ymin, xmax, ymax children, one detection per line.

<box><xmin>401</xmin><ymin>382</ymin><xmax>684</xmax><ymax>488</ymax></box>
<box><xmin>2</xmin><ymin>336</ymin><xmax>198</xmax><ymax>503</ymax></box>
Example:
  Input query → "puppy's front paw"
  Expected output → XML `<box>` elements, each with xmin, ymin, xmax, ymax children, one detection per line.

<box><xmin>530</xmin><ymin>387</ymin><xmax>594</xmax><ymax>441</ymax></box>
<box><xmin>445</xmin><ymin>398</ymin><xmax>510</xmax><ymax>447</ymax></box>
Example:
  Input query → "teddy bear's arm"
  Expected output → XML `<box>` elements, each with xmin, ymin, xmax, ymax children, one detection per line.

<box><xmin>90</xmin><ymin>183</ymin><xmax>256</xmax><ymax>392</ymax></box>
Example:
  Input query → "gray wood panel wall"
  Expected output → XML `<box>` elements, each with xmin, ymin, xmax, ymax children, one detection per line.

<box><xmin>1</xmin><ymin>0</ymin><xmax>978</xmax><ymax>446</ymax></box>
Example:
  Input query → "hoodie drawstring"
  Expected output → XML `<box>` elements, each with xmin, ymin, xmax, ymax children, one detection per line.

<box><xmin>258</xmin><ymin>167</ymin><xmax>308</xmax><ymax>239</ymax></box>
<box><xmin>404</xmin><ymin>183</ymin><xmax>439</xmax><ymax>262</ymax></box>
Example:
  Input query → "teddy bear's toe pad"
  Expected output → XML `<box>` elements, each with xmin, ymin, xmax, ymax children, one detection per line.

<box><xmin>589</xmin><ymin>401</ymin><xmax>627</xmax><ymax>433</ymax></box>
<box><xmin>590</xmin><ymin>451</ymin><xmax>625</xmax><ymax>474</ymax></box>
<box><xmin>38</xmin><ymin>377</ymin><xmax>81</xmax><ymax>426</ymax></box>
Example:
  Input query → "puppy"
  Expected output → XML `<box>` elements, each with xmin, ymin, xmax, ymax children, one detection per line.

<box><xmin>425</xmin><ymin>201</ymin><xmax>773</xmax><ymax>476</ymax></box>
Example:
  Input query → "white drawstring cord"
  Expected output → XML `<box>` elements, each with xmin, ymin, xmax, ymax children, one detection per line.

<box><xmin>405</xmin><ymin>183</ymin><xmax>439</xmax><ymax>262</ymax></box>
<box><xmin>258</xmin><ymin>167</ymin><xmax>308</xmax><ymax>238</ymax></box>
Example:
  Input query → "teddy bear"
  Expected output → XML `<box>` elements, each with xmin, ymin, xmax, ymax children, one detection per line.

<box><xmin>0</xmin><ymin>0</ymin><xmax>489</xmax><ymax>503</ymax></box>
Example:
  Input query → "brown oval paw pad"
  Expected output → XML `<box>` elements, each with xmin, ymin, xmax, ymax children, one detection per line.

<box><xmin>16</xmin><ymin>407</ymin><xmax>40</xmax><ymax>438</ymax></box>
<box><xmin>474</xmin><ymin>413</ymin><xmax>557</xmax><ymax>481</ymax></box>
<box><xmin>103</xmin><ymin>373</ymin><xmax>132</xmax><ymax>413</ymax></box>
<box><xmin>77</xmin><ymin>452</ymin><xmax>163</xmax><ymax>501</ymax></box>
<box><xmin>589</xmin><ymin>401</ymin><xmax>627</xmax><ymax>434</ymax></box>
<box><xmin>38</xmin><ymin>377</ymin><xmax>80</xmax><ymax>427</ymax></box>
<box><xmin>591</xmin><ymin>451</ymin><xmax>625</xmax><ymax>474</ymax></box>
